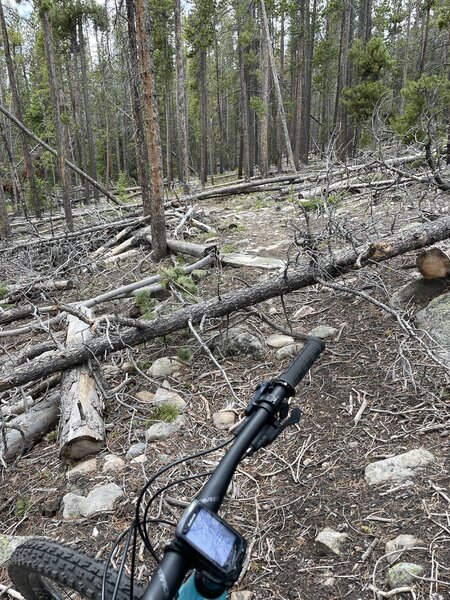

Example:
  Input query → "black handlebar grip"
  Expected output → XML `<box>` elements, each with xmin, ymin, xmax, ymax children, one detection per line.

<box><xmin>277</xmin><ymin>336</ymin><xmax>325</xmax><ymax>390</ymax></box>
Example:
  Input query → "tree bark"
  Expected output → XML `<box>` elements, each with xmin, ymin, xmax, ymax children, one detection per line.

<box><xmin>0</xmin><ymin>170</ymin><xmax>11</xmax><ymax>237</ymax></box>
<box><xmin>260</xmin><ymin>0</ymin><xmax>296</xmax><ymax>171</ymax></box>
<box><xmin>259</xmin><ymin>19</ymin><xmax>269</xmax><ymax>178</ymax></box>
<box><xmin>0</xmin><ymin>0</ymin><xmax>41</xmax><ymax>218</ymax></box>
<box><xmin>173</xmin><ymin>0</ymin><xmax>190</xmax><ymax>191</ymax></box>
<box><xmin>59</xmin><ymin>307</ymin><xmax>105</xmax><ymax>461</ymax></box>
<box><xmin>78</xmin><ymin>16</ymin><xmax>100</xmax><ymax>204</ymax></box>
<box><xmin>2</xmin><ymin>213</ymin><xmax>450</xmax><ymax>392</ymax></box>
<box><xmin>134</xmin><ymin>0</ymin><xmax>168</xmax><ymax>260</ymax></box>
<box><xmin>40</xmin><ymin>7</ymin><xmax>73</xmax><ymax>231</ymax></box>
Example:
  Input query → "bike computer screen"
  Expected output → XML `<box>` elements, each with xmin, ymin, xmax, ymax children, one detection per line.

<box><xmin>176</xmin><ymin>500</ymin><xmax>246</xmax><ymax>581</ymax></box>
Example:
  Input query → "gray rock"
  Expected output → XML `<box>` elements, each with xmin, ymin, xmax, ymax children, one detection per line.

<box><xmin>211</xmin><ymin>327</ymin><xmax>264</xmax><ymax>359</ymax></box>
<box><xmin>135</xmin><ymin>390</ymin><xmax>155</xmax><ymax>403</ymax></box>
<box><xmin>365</xmin><ymin>448</ymin><xmax>435</xmax><ymax>485</ymax></box>
<box><xmin>0</xmin><ymin>534</ymin><xmax>31</xmax><ymax>565</ymax></box>
<box><xmin>66</xmin><ymin>458</ymin><xmax>97</xmax><ymax>483</ymax></box>
<box><xmin>146</xmin><ymin>415</ymin><xmax>186</xmax><ymax>441</ymax></box>
<box><xmin>126</xmin><ymin>443</ymin><xmax>146</xmax><ymax>459</ymax></box>
<box><xmin>102</xmin><ymin>455</ymin><xmax>125</xmax><ymax>473</ymax></box>
<box><xmin>230</xmin><ymin>593</ymin><xmax>254</xmax><ymax>600</ymax></box>
<box><xmin>153</xmin><ymin>386</ymin><xmax>187</xmax><ymax>411</ymax></box>
<box><xmin>390</xmin><ymin>277</ymin><xmax>447</xmax><ymax>309</ymax></box>
<box><xmin>385</xmin><ymin>534</ymin><xmax>425</xmax><ymax>564</ymax></box>
<box><xmin>275</xmin><ymin>344</ymin><xmax>301</xmax><ymax>360</ymax></box>
<box><xmin>266</xmin><ymin>334</ymin><xmax>295</xmax><ymax>348</ymax></box>
<box><xmin>386</xmin><ymin>562</ymin><xmax>425</xmax><ymax>589</ymax></box>
<box><xmin>212</xmin><ymin>410</ymin><xmax>236</xmax><ymax>429</ymax></box>
<box><xmin>81</xmin><ymin>483</ymin><xmax>124</xmax><ymax>517</ymax></box>
<box><xmin>148</xmin><ymin>357</ymin><xmax>182</xmax><ymax>378</ymax></box>
<box><xmin>308</xmin><ymin>325</ymin><xmax>337</xmax><ymax>339</ymax></box>
<box><xmin>416</xmin><ymin>293</ymin><xmax>450</xmax><ymax>358</ymax></box>
<box><xmin>62</xmin><ymin>492</ymin><xmax>85</xmax><ymax>519</ymax></box>
<box><xmin>315</xmin><ymin>527</ymin><xmax>348</xmax><ymax>556</ymax></box>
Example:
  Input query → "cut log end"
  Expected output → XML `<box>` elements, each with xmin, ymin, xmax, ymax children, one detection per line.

<box><xmin>60</xmin><ymin>437</ymin><xmax>104</xmax><ymax>461</ymax></box>
<box><xmin>416</xmin><ymin>247</ymin><xmax>450</xmax><ymax>279</ymax></box>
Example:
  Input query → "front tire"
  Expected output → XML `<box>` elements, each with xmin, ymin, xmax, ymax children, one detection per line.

<box><xmin>8</xmin><ymin>538</ymin><xmax>145</xmax><ymax>600</ymax></box>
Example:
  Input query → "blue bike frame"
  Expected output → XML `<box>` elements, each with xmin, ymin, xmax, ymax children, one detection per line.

<box><xmin>177</xmin><ymin>574</ymin><xmax>227</xmax><ymax>599</ymax></box>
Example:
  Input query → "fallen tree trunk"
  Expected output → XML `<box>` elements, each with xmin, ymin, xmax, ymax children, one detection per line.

<box><xmin>1</xmin><ymin>214</ymin><xmax>449</xmax><ymax>392</ymax></box>
<box><xmin>0</xmin><ymin>279</ymin><xmax>73</xmax><ymax>303</ymax></box>
<box><xmin>0</xmin><ymin>391</ymin><xmax>59</xmax><ymax>464</ymax></box>
<box><xmin>59</xmin><ymin>307</ymin><xmax>105</xmax><ymax>461</ymax></box>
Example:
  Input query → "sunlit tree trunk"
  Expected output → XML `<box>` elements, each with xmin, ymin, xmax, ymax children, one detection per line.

<box><xmin>0</xmin><ymin>0</ymin><xmax>41</xmax><ymax>218</ymax></box>
<box><xmin>134</xmin><ymin>0</ymin><xmax>167</xmax><ymax>260</ymax></box>
<box><xmin>39</xmin><ymin>5</ymin><xmax>73</xmax><ymax>230</ymax></box>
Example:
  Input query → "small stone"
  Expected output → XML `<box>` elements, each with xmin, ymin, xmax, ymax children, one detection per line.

<box><xmin>315</xmin><ymin>528</ymin><xmax>349</xmax><ymax>556</ymax></box>
<box><xmin>121</xmin><ymin>362</ymin><xmax>134</xmax><ymax>373</ymax></box>
<box><xmin>81</xmin><ymin>483</ymin><xmax>124</xmax><ymax>517</ymax></box>
<box><xmin>385</xmin><ymin>534</ymin><xmax>425</xmax><ymax>564</ymax></box>
<box><xmin>135</xmin><ymin>391</ymin><xmax>155</xmax><ymax>403</ymax></box>
<box><xmin>62</xmin><ymin>492</ymin><xmax>85</xmax><ymax>520</ymax></box>
<box><xmin>212</xmin><ymin>410</ymin><xmax>236</xmax><ymax>430</ymax></box>
<box><xmin>153</xmin><ymin>387</ymin><xmax>187</xmax><ymax>411</ymax></box>
<box><xmin>293</xmin><ymin>306</ymin><xmax>316</xmax><ymax>319</ymax></box>
<box><xmin>268</xmin><ymin>306</ymin><xmax>278</xmax><ymax>315</ymax></box>
<box><xmin>131</xmin><ymin>454</ymin><xmax>147</xmax><ymax>464</ymax></box>
<box><xmin>230</xmin><ymin>592</ymin><xmax>254</xmax><ymax>600</ymax></box>
<box><xmin>365</xmin><ymin>448</ymin><xmax>436</xmax><ymax>485</ymax></box>
<box><xmin>275</xmin><ymin>344</ymin><xmax>301</xmax><ymax>360</ymax></box>
<box><xmin>348</xmin><ymin>441</ymin><xmax>358</xmax><ymax>448</ymax></box>
<box><xmin>266</xmin><ymin>334</ymin><xmax>295</xmax><ymax>348</ymax></box>
<box><xmin>146</xmin><ymin>415</ymin><xmax>186</xmax><ymax>441</ymax></box>
<box><xmin>386</xmin><ymin>562</ymin><xmax>425</xmax><ymax>589</ymax></box>
<box><xmin>303</xmin><ymin>458</ymin><xmax>313</xmax><ymax>467</ymax></box>
<box><xmin>308</xmin><ymin>325</ymin><xmax>337</xmax><ymax>339</ymax></box>
<box><xmin>102</xmin><ymin>365</ymin><xmax>121</xmax><ymax>376</ymax></box>
<box><xmin>40</xmin><ymin>497</ymin><xmax>61</xmax><ymax>518</ymax></box>
<box><xmin>0</xmin><ymin>535</ymin><xmax>32</xmax><ymax>566</ymax></box>
<box><xmin>126</xmin><ymin>443</ymin><xmax>146</xmax><ymax>459</ymax></box>
<box><xmin>66</xmin><ymin>458</ymin><xmax>97</xmax><ymax>483</ymax></box>
<box><xmin>148</xmin><ymin>357</ymin><xmax>182</xmax><ymax>378</ymax></box>
<box><xmin>211</xmin><ymin>327</ymin><xmax>264</xmax><ymax>359</ymax></box>
<box><xmin>102</xmin><ymin>455</ymin><xmax>125</xmax><ymax>473</ymax></box>
<box><xmin>440</xmin><ymin>430</ymin><xmax>449</xmax><ymax>438</ymax></box>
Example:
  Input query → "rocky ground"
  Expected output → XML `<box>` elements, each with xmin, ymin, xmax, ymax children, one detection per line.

<box><xmin>0</xmin><ymin>165</ymin><xmax>449</xmax><ymax>600</ymax></box>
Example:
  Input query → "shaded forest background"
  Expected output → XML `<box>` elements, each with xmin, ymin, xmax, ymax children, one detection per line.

<box><xmin>0</xmin><ymin>0</ymin><xmax>449</xmax><ymax>242</ymax></box>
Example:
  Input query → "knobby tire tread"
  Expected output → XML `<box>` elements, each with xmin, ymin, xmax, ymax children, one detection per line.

<box><xmin>8</xmin><ymin>538</ymin><xmax>145</xmax><ymax>600</ymax></box>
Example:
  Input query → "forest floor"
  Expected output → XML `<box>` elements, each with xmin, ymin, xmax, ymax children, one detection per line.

<box><xmin>0</xmin><ymin>161</ymin><xmax>449</xmax><ymax>599</ymax></box>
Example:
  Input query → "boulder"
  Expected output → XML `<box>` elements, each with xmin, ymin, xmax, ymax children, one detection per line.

<box><xmin>386</xmin><ymin>562</ymin><xmax>425</xmax><ymax>589</ymax></box>
<box><xmin>385</xmin><ymin>534</ymin><xmax>425</xmax><ymax>564</ymax></box>
<box><xmin>148</xmin><ymin>357</ymin><xmax>182</xmax><ymax>378</ymax></box>
<box><xmin>390</xmin><ymin>277</ymin><xmax>447</xmax><ymax>309</ymax></box>
<box><xmin>365</xmin><ymin>448</ymin><xmax>435</xmax><ymax>485</ymax></box>
<box><xmin>81</xmin><ymin>483</ymin><xmax>124</xmax><ymax>517</ymax></box>
<box><xmin>315</xmin><ymin>528</ymin><xmax>348</xmax><ymax>556</ymax></box>
<box><xmin>146</xmin><ymin>415</ymin><xmax>186</xmax><ymax>441</ymax></box>
<box><xmin>0</xmin><ymin>535</ymin><xmax>31</xmax><ymax>565</ymax></box>
<box><xmin>211</xmin><ymin>327</ymin><xmax>264</xmax><ymax>359</ymax></box>
<box><xmin>415</xmin><ymin>293</ymin><xmax>450</xmax><ymax>358</ymax></box>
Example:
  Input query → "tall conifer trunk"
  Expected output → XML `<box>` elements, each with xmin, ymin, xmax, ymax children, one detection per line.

<box><xmin>173</xmin><ymin>0</ymin><xmax>190</xmax><ymax>191</ymax></box>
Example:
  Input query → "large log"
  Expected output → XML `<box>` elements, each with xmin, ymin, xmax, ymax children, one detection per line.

<box><xmin>1</xmin><ymin>214</ymin><xmax>450</xmax><ymax>392</ymax></box>
<box><xmin>58</xmin><ymin>307</ymin><xmax>105</xmax><ymax>461</ymax></box>
<box><xmin>0</xmin><ymin>391</ymin><xmax>59</xmax><ymax>464</ymax></box>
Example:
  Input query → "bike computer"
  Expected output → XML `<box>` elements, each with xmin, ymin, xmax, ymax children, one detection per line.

<box><xmin>175</xmin><ymin>500</ymin><xmax>246</xmax><ymax>585</ymax></box>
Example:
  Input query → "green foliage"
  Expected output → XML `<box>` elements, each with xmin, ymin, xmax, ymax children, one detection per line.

<box><xmin>341</xmin><ymin>80</ymin><xmax>387</xmax><ymax>121</ymax></box>
<box><xmin>185</xmin><ymin>0</ymin><xmax>216</xmax><ymax>55</ymax></box>
<box><xmin>45</xmin><ymin>429</ymin><xmax>58</xmax><ymax>442</ymax></box>
<box><xmin>220</xmin><ymin>243</ymin><xmax>236</xmax><ymax>254</ymax></box>
<box><xmin>176</xmin><ymin>348</ymin><xmax>192</xmax><ymax>363</ymax></box>
<box><xmin>116</xmin><ymin>171</ymin><xmax>129</xmax><ymax>202</ymax></box>
<box><xmin>249</xmin><ymin>96</ymin><xmax>265</xmax><ymax>119</ymax></box>
<box><xmin>0</xmin><ymin>285</ymin><xmax>8</xmax><ymax>300</ymax></box>
<box><xmin>14</xmin><ymin>497</ymin><xmax>31</xmax><ymax>517</ymax></box>
<box><xmin>159</xmin><ymin>265</ymin><xmax>198</xmax><ymax>299</ymax></box>
<box><xmin>392</xmin><ymin>75</ymin><xmax>450</xmax><ymax>143</ymax></box>
<box><xmin>146</xmin><ymin>404</ymin><xmax>179</xmax><ymax>427</ymax></box>
<box><xmin>349</xmin><ymin>37</ymin><xmax>394</xmax><ymax>81</ymax></box>
<box><xmin>341</xmin><ymin>37</ymin><xmax>393</xmax><ymax>124</ymax></box>
<box><xmin>135</xmin><ymin>290</ymin><xmax>156</xmax><ymax>320</ymax></box>
<box><xmin>296</xmin><ymin>192</ymin><xmax>345</xmax><ymax>212</ymax></box>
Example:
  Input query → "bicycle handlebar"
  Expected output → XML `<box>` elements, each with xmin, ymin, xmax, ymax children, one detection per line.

<box><xmin>141</xmin><ymin>337</ymin><xmax>325</xmax><ymax>600</ymax></box>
